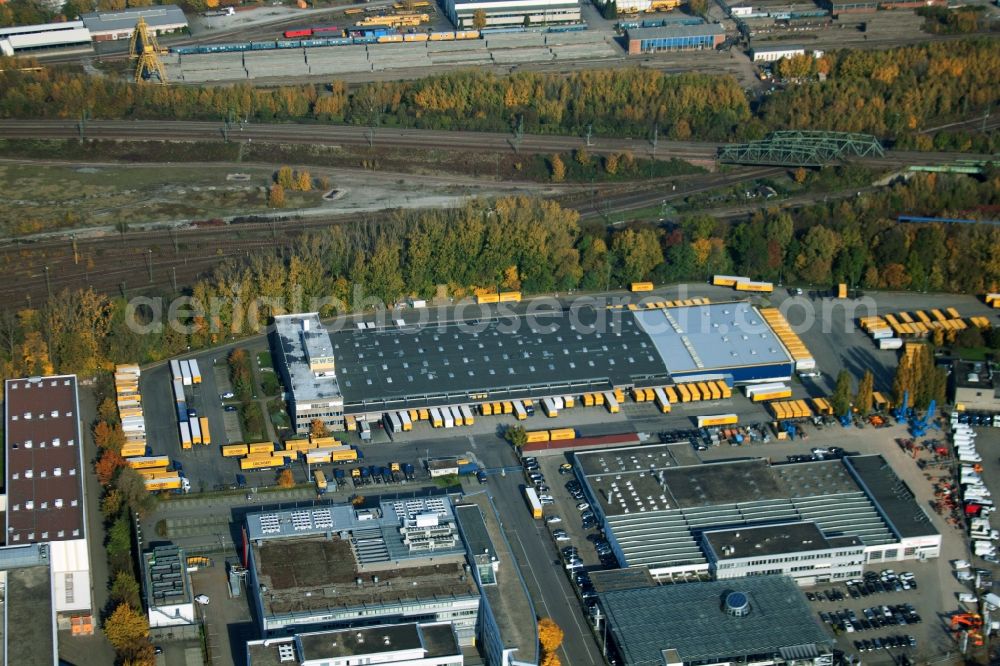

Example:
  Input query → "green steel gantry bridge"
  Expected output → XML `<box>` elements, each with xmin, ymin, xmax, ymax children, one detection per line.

<box><xmin>717</xmin><ymin>131</ymin><xmax>885</xmax><ymax>166</ymax></box>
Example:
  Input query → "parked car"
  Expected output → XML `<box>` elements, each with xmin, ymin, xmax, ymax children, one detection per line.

<box><xmin>545</xmin><ymin>515</ymin><xmax>562</xmax><ymax>524</ymax></box>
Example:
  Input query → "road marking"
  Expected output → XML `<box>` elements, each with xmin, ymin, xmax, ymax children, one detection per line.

<box><xmin>511</xmin><ymin>531</ymin><xmax>551</xmax><ymax>617</ymax></box>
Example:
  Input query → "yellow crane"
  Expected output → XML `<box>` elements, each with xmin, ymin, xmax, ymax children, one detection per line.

<box><xmin>129</xmin><ymin>17</ymin><xmax>167</xmax><ymax>84</ymax></box>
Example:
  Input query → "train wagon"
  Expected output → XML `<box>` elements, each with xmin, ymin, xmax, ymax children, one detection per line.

<box><xmin>284</xmin><ymin>28</ymin><xmax>312</xmax><ymax>38</ymax></box>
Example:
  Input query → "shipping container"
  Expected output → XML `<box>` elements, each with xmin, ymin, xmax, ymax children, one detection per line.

<box><xmin>180</xmin><ymin>360</ymin><xmax>192</xmax><ymax>386</ymax></box>
<box><xmin>751</xmin><ymin>389</ymin><xmax>793</xmax><ymax>402</ymax></box>
<box><xmin>190</xmin><ymin>417</ymin><xmax>203</xmax><ymax>445</ymax></box>
<box><xmin>686</xmin><ymin>383</ymin><xmax>702</xmax><ymax>401</ymax></box>
<box><xmin>630</xmin><ymin>282</ymin><xmax>654</xmax><ymax>292</ymax></box>
<box><xmin>512</xmin><ymin>401</ymin><xmax>527</xmax><ymax>420</ymax></box>
<box><xmin>523</xmin><ymin>486</ymin><xmax>543</xmax><ymax>519</ymax></box>
<box><xmin>697</xmin><ymin>414</ymin><xmax>739</xmax><ymax>428</ymax></box>
<box><xmin>499</xmin><ymin>291</ymin><xmax>521</xmax><ymax>302</ymax></box>
<box><xmin>476</xmin><ymin>293</ymin><xmax>500</xmax><ymax>304</ymax></box>
<box><xmin>677</xmin><ymin>384</ymin><xmax>691</xmax><ymax>403</ymax></box>
<box><xmin>460</xmin><ymin>404</ymin><xmax>475</xmax><ymax>426</ymax></box>
<box><xmin>632</xmin><ymin>388</ymin><xmax>647</xmax><ymax>402</ymax></box>
<box><xmin>481</xmin><ymin>402</ymin><xmax>493</xmax><ymax>416</ymax></box>
<box><xmin>549</xmin><ymin>428</ymin><xmax>576</xmax><ymax>441</ymax></box>
<box><xmin>306</xmin><ymin>449</ymin><xmax>332</xmax><ymax>464</ymax></box>
<box><xmin>127</xmin><ymin>456</ymin><xmax>171</xmax><ymax>470</ymax></box>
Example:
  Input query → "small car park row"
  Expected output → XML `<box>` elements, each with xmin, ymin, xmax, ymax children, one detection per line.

<box><xmin>853</xmin><ymin>635</ymin><xmax>917</xmax><ymax>652</ymax></box>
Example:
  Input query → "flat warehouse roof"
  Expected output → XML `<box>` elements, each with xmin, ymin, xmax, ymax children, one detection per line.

<box><xmin>633</xmin><ymin>302</ymin><xmax>792</xmax><ymax>374</ymax></box>
<box><xmin>845</xmin><ymin>455</ymin><xmax>939</xmax><ymax>539</ymax></box>
<box><xmin>5</xmin><ymin>376</ymin><xmax>85</xmax><ymax>545</ymax></box>
<box><xmin>331</xmin><ymin>306</ymin><xmax>671</xmax><ymax>410</ymax></box>
<box><xmin>627</xmin><ymin>24</ymin><xmax>725</xmax><ymax>40</ymax></box>
<box><xmin>81</xmin><ymin>4</ymin><xmax>187</xmax><ymax>31</ymax></box>
<box><xmin>704</xmin><ymin>521</ymin><xmax>859</xmax><ymax>560</ymax></box>
<box><xmin>600</xmin><ymin>575</ymin><xmax>831</xmax><ymax>665</ymax></box>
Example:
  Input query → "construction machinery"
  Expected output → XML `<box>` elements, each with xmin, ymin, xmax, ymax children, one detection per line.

<box><xmin>129</xmin><ymin>17</ymin><xmax>167</xmax><ymax>83</ymax></box>
<box><xmin>892</xmin><ymin>390</ymin><xmax>910</xmax><ymax>423</ymax></box>
<box><xmin>949</xmin><ymin>613</ymin><xmax>983</xmax><ymax>630</ymax></box>
<box><xmin>646</xmin><ymin>0</ymin><xmax>681</xmax><ymax>10</ymax></box>
<box><xmin>910</xmin><ymin>399</ymin><xmax>938</xmax><ymax>437</ymax></box>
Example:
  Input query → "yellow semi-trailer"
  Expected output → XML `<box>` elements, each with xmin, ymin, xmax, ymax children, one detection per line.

<box><xmin>199</xmin><ymin>417</ymin><xmax>211</xmax><ymax>445</ymax></box>
<box><xmin>121</xmin><ymin>443</ymin><xmax>147</xmax><ymax>458</ymax></box>
<box><xmin>523</xmin><ymin>486</ymin><xmax>543</xmax><ymax>519</ymax></box>
<box><xmin>630</xmin><ymin>282</ymin><xmax>654</xmax><ymax>292</ymax></box>
<box><xmin>686</xmin><ymin>383</ymin><xmax>702</xmax><ymax>401</ymax></box>
<box><xmin>222</xmin><ymin>444</ymin><xmax>249</xmax><ymax>457</ymax></box>
<box><xmin>697</xmin><ymin>414</ymin><xmax>739</xmax><ymax>428</ymax></box>
<box><xmin>549</xmin><ymin>428</ymin><xmax>576</xmax><ymax>441</ymax></box>
<box><xmin>284</xmin><ymin>439</ymin><xmax>313</xmax><ymax>452</ymax></box>
<box><xmin>512</xmin><ymin>402</ymin><xmax>527</xmax><ymax>420</ymax></box>
<box><xmin>127</xmin><ymin>456</ymin><xmax>171</xmax><ymax>470</ymax></box>
<box><xmin>526</xmin><ymin>430</ymin><xmax>550</xmax><ymax>443</ymax></box>
<box><xmin>240</xmin><ymin>456</ymin><xmax>284</xmax><ymax>470</ymax></box>
<box><xmin>248</xmin><ymin>442</ymin><xmax>275</xmax><ymax>454</ymax></box>
<box><xmin>138</xmin><ymin>469</ymin><xmax>177</xmax><ymax>481</ymax></box>
<box><xmin>751</xmin><ymin>389</ymin><xmax>793</xmax><ymax>402</ymax></box>
<box><xmin>499</xmin><ymin>291</ymin><xmax>521</xmax><ymax>302</ymax></box>
<box><xmin>476</xmin><ymin>293</ymin><xmax>500</xmax><ymax>304</ymax></box>
<box><xmin>697</xmin><ymin>382</ymin><xmax>713</xmax><ymax>401</ymax></box>
<box><xmin>603</xmin><ymin>391</ymin><xmax>620</xmax><ymax>414</ymax></box>
<box><xmin>460</xmin><ymin>404</ymin><xmax>475</xmax><ymax>426</ymax></box>
<box><xmin>712</xmin><ymin>275</ymin><xmax>743</xmax><ymax>287</ymax></box>
<box><xmin>145</xmin><ymin>475</ymin><xmax>184</xmax><ymax>491</ymax></box>
<box><xmin>677</xmin><ymin>384</ymin><xmax>691</xmax><ymax>403</ymax></box>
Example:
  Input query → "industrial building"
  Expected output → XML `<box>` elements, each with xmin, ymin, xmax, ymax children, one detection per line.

<box><xmin>951</xmin><ymin>360</ymin><xmax>1000</xmax><ymax>411</ymax></box>
<box><xmin>4</xmin><ymin>375</ymin><xmax>92</xmax><ymax>615</ymax></box>
<box><xmin>625</xmin><ymin>24</ymin><xmax>725</xmax><ymax>54</ymax></box>
<box><xmin>572</xmin><ymin>444</ymin><xmax>940</xmax><ymax>581</ymax></box>
<box><xmin>272</xmin><ymin>313</ymin><xmax>344</xmax><ymax>433</ymax></box>
<box><xmin>81</xmin><ymin>5</ymin><xmax>188</xmax><ymax>41</ymax></box>
<box><xmin>596</xmin><ymin>575</ymin><xmax>834</xmax><ymax>666</ymax></box>
<box><xmin>0</xmin><ymin>21</ymin><xmax>93</xmax><ymax>56</ymax></box>
<box><xmin>444</xmin><ymin>0</ymin><xmax>581</xmax><ymax>29</ymax></box>
<box><xmin>246</xmin><ymin>623</ymin><xmax>464</xmax><ymax>666</ymax></box>
<box><xmin>0</xmin><ymin>544</ymin><xmax>60</xmax><ymax>666</ymax></box>
<box><xmin>703</xmin><ymin>522</ymin><xmax>865</xmax><ymax>585</ymax></box>
<box><xmin>751</xmin><ymin>44</ymin><xmax>806</xmax><ymax>61</ymax></box>
<box><xmin>242</xmin><ymin>496</ymin><xmax>480</xmax><ymax>641</ymax></box>
<box><xmin>275</xmin><ymin>301</ymin><xmax>811</xmax><ymax>434</ymax></box>
<box><xmin>141</xmin><ymin>544</ymin><xmax>195</xmax><ymax>628</ymax></box>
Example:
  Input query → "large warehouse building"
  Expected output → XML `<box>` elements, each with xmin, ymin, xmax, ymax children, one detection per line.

<box><xmin>571</xmin><ymin>444</ymin><xmax>940</xmax><ymax>582</ymax></box>
<box><xmin>444</xmin><ymin>0</ymin><xmax>582</xmax><ymax>29</ymax></box>
<box><xmin>0</xmin><ymin>21</ymin><xmax>93</xmax><ymax>57</ymax></box>
<box><xmin>597</xmin><ymin>575</ymin><xmax>834</xmax><ymax>666</ymax></box>
<box><xmin>241</xmin><ymin>496</ymin><xmax>480</xmax><ymax>641</ymax></box>
<box><xmin>81</xmin><ymin>5</ymin><xmax>188</xmax><ymax>41</ymax></box>
<box><xmin>626</xmin><ymin>24</ymin><xmax>725</xmax><ymax>54</ymax></box>
<box><xmin>274</xmin><ymin>301</ymin><xmax>810</xmax><ymax>434</ymax></box>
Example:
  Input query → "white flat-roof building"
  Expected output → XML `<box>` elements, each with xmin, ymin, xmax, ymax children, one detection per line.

<box><xmin>81</xmin><ymin>5</ymin><xmax>188</xmax><ymax>41</ymax></box>
<box><xmin>751</xmin><ymin>44</ymin><xmax>805</xmax><ymax>61</ymax></box>
<box><xmin>0</xmin><ymin>21</ymin><xmax>93</xmax><ymax>56</ymax></box>
<box><xmin>271</xmin><ymin>313</ymin><xmax>344</xmax><ymax>433</ymax></box>
<box><xmin>444</xmin><ymin>0</ymin><xmax>582</xmax><ymax>29</ymax></box>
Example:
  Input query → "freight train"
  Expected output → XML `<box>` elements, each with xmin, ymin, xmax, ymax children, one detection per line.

<box><xmin>172</xmin><ymin>29</ymin><xmax>480</xmax><ymax>55</ymax></box>
<box><xmin>283</xmin><ymin>25</ymin><xmax>342</xmax><ymax>38</ymax></box>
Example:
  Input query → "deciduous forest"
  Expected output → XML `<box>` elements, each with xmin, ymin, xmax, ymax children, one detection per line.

<box><xmin>1</xmin><ymin>39</ymin><xmax>997</xmax><ymax>146</ymax></box>
<box><xmin>2</xmin><ymin>172</ymin><xmax>999</xmax><ymax>382</ymax></box>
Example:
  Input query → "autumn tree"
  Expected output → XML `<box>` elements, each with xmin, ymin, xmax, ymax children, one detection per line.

<box><xmin>604</xmin><ymin>153</ymin><xmax>619</xmax><ymax>175</ymax></box>
<box><xmin>276</xmin><ymin>166</ymin><xmax>295</xmax><ymax>190</ymax></box>
<box><xmin>96</xmin><ymin>448</ymin><xmax>127</xmax><ymax>486</ymax></box>
<box><xmin>115</xmin><ymin>467</ymin><xmax>158</xmax><ymax>517</ymax></box>
<box><xmin>538</xmin><ymin>618</ymin><xmax>564</xmax><ymax>663</ymax></box>
<box><xmin>855</xmin><ymin>369</ymin><xmax>874</xmax><ymax>416</ymax></box>
<box><xmin>472</xmin><ymin>8</ymin><xmax>487</xmax><ymax>30</ymax></box>
<box><xmin>574</xmin><ymin>148</ymin><xmax>590</xmax><ymax>166</ymax></box>
<box><xmin>549</xmin><ymin>154</ymin><xmax>566</xmax><ymax>183</ymax></box>
<box><xmin>505</xmin><ymin>425</ymin><xmax>528</xmax><ymax>448</ymax></box>
<box><xmin>501</xmin><ymin>265</ymin><xmax>521</xmax><ymax>291</ymax></box>
<box><xmin>831</xmin><ymin>369</ymin><xmax>853</xmax><ymax>417</ymax></box>
<box><xmin>94</xmin><ymin>420</ymin><xmax>126</xmax><ymax>452</ymax></box>
<box><xmin>269</xmin><ymin>184</ymin><xmax>286</xmax><ymax>208</ymax></box>
<box><xmin>278</xmin><ymin>469</ymin><xmax>295</xmax><ymax>488</ymax></box>
<box><xmin>612</xmin><ymin>228</ymin><xmax>664</xmax><ymax>283</ymax></box>
<box><xmin>793</xmin><ymin>167</ymin><xmax>808</xmax><ymax>184</ymax></box>
<box><xmin>310</xmin><ymin>418</ymin><xmax>330</xmax><ymax>438</ymax></box>
<box><xmin>102</xmin><ymin>489</ymin><xmax>124</xmax><ymax>520</ymax></box>
<box><xmin>111</xmin><ymin>571</ymin><xmax>142</xmax><ymax>610</ymax></box>
<box><xmin>98</xmin><ymin>397</ymin><xmax>120</xmax><ymax>425</ymax></box>
<box><xmin>688</xmin><ymin>0</ymin><xmax>707</xmax><ymax>14</ymax></box>
<box><xmin>296</xmin><ymin>170</ymin><xmax>312</xmax><ymax>192</ymax></box>
<box><xmin>104</xmin><ymin>603</ymin><xmax>150</xmax><ymax>654</ymax></box>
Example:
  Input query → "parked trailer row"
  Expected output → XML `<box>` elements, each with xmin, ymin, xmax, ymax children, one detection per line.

<box><xmin>475</xmin><ymin>291</ymin><xmax>522</xmax><ymax>304</ymax></box>
<box><xmin>481</xmin><ymin>400</ymin><xmax>530</xmax><ymax>420</ymax></box>
<box><xmin>769</xmin><ymin>400</ymin><xmax>814</xmax><ymax>420</ymax></box>
<box><xmin>525</xmin><ymin>428</ymin><xmax>577</xmax><ymax>443</ymax></box>
<box><xmin>127</xmin><ymin>456</ymin><xmax>171</xmax><ymax>470</ymax></box>
<box><xmin>145</xmin><ymin>475</ymin><xmax>189</xmax><ymax>492</ymax></box>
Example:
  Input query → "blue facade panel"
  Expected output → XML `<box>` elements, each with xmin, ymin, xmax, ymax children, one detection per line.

<box><xmin>670</xmin><ymin>362</ymin><xmax>793</xmax><ymax>384</ymax></box>
<box><xmin>639</xmin><ymin>34</ymin><xmax>715</xmax><ymax>51</ymax></box>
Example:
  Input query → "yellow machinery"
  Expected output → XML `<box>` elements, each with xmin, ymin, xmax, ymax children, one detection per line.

<box><xmin>647</xmin><ymin>0</ymin><xmax>681</xmax><ymax>11</ymax></box>
<box><xmin>355</xmin><ymin>13</ymin><xmax>428</xmax><ymax>27</ymax></box>
<box><xmin>129</xmin><ymin>17</ymin><xmax>167</xmax><ymax>83</ymax></box>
